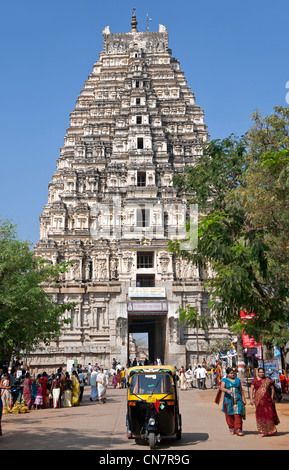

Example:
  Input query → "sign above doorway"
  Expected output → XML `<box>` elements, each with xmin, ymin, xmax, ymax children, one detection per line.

<box><xmin>128</xmin><ymin>287</ymin><xmax>166</xmax><ymax>298</ymax></box>
<box><xmin>127</xmin><ymin>302</ymin><xmax>168</xmax><ymax>313</ymax></box>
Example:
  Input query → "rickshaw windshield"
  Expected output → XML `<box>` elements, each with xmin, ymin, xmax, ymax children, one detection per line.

<box><xmin>130</xmin><ymin>373</ymin><xmax>173</xmax><ymax>395</ymax></box>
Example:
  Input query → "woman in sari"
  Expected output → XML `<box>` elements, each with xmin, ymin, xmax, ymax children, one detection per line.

<box><xmin>97</xmin><ymin>368</ymin><xmax>108</xmax><ymax>404</ymax></box>
<box><xmin>22</xmin><ymin>373</ymin><xmax>32</xmax><ymax>409</ymax></box>
<box><xmin>220</xmin><ymin>367</ymin><xmax>246</xmax><ymax>436</ymax></box>
<box><xmin>61</xmin><ymin>372</ymin><xmax>72</xmax><ymax>407</ymax></box>
<box><xmin>250</xmin><ymin>367</ymin><xmax>280</xmax><ymax>436</ymax></box>
<box><xmin>90</xmin><ymin>368</ymin><xmax>99</xmax><ymax>401</ymax></box>
<box><xmin>71</xmin><ymin>371</ymin><xmax>80</xmax><ymax>406</ymax></box>
<box><xmin>51</xmin><ymin>374</ymin><xmax>61</xmax><ymax>408</ymax></box>
<box><xmin>179</xmin><ymin>367</ymin><xmax>188</xmax><ymax>390</ymax></box>
<box><xmin>0</xmin><ymin>373</ymin><xmax>12</xmax><ymax>414</ymax></box>
<box><xmin>39</xmin><ymin>372</ymin><xmax>48</xmax><ymax>409</ymax></box>
<box><xmin>0</xmin><ymin>376</ymin><xmax>11</xmax><ymax>435</ymax></box>
<box><xmin>216</xmin><ymin>364</ymin><xmax>222</xmax><ymax>387</ymax></box>
<box><xmin>116</xmin><ymin>370</ymin><xmax>122</xmax><ymax>389</ymax></box>
<box><xmin>34</xmin><ymin>377</ymin><xmax>43</xmax><ymax>409</ymax></box>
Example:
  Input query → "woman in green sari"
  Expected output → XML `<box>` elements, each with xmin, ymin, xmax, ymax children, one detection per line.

<box><xmin>220</xmin><ymin>367</ymin><xmax>247</xmax><ymax>436</ymax></box>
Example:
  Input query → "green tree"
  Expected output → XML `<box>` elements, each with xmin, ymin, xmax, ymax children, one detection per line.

<box><xmin>237</xmin><ymin>106</ymin><xmax>289</xmax><ymax>281</ymax></box>
<box><xmin>168</xmin><ymin>115</ymin><xmax>289</xmax><ymax>373</ymax></box>
<box><xmin>177</xmin><ymin>304</ymin><xmax>213</xmax><ymax>362</ymax></box>
<box><xmin>204</xmin><ymin>337</ymin><xmax>235</xmax><ymax>358</ymax></box>
<box><xmin>235</xmin><ymin>106</ymin><xmax>289</xmax><ymax>362</ymax></box>
<box><xmin>0</xmin><ymin>218</ymin><xmax>75</xmax><ymax>363</ymax></box>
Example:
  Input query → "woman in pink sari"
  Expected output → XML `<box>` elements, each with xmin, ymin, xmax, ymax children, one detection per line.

<box><xmin>215</xmin><ymin>363</ymin><xmax>222</xmax><ymax>387</ymax></box>
<box><xmin>23</xmin><ymin>373</ymin><xmax>32</xmax><ymax>409</ymax></box>
<box><xmin>39</xmin><ymin>372</ymin><xmax>48</xmax><ymax>409</ymax></box>
<box><xmin>250</xmin><ymin>368</ymin><xmax>280</xmax><ymax>436</ymax></box>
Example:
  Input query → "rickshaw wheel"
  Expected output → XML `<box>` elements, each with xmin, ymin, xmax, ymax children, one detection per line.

<box><xmin>176</xmin><ymin>428</ymin><xmax>182</xmax><ymax>440</ymax></box>
<box><xmin>148</xmin><ymin>432</ymin><xmax>156</xmax><ymax>449</ymax></box>
<box><xmin>176</xmin><ymin>413</ymin><xmax>182</xmax><ymax>439</ymax></box>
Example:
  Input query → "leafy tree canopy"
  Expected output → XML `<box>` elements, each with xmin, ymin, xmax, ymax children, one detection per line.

<box><xmin>0</xmin><ymin>218</ymin><xmax>75</xmax><ymax>362</ymax></box>
<box><xmin>168</xmin><ymin>107</ymin><xmax>289</xmax><ymax>348</ymax></box>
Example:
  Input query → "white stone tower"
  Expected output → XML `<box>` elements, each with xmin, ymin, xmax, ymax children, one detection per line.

<box><xmin>31</xmin><ymin>12</ymin><xmax>213</xmax><ymax>372</ymax></box>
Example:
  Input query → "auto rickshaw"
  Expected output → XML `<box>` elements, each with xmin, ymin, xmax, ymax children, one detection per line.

<box><xmin>126</xmin><ymin>365</ymin><xmax>182</xmax><ymax>449</ymax></box>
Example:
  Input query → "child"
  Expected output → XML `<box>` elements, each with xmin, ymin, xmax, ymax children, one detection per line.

<box><xmin>31</xmin><ymin>379</ymin><xmax>39</xmax><ymax>409</ymax></box>
<box><xmin>113</xmin><ymin>373</ymin><xmax>117</xmax><ymax>389</ymax></box>
<box><xmin>34</xmin><ymin>381</ymin><xmax>43</xmax><ymax>410</ymax></box>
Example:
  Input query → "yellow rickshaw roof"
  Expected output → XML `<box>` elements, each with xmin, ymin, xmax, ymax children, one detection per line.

<box><xmin>128</xmin><ymin>365</ymin><xmax>176</xmax><ymax>375</ymax></box>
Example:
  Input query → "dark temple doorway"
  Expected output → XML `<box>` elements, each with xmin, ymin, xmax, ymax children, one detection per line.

<box><xmin>128</xmin><ymin>314</ymin><xmax>167</xmax><ymax>366</ymax></box>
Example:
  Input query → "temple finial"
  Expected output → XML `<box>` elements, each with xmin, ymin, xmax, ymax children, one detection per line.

<box><xmin>131</xmin><ymin>8</ymin><xmax>138</xmax><ymax>33</ymax></box>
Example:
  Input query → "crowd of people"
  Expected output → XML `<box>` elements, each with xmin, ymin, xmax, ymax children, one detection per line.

<box><xmin>0</xmin><ymin>357</ymin><xmax>204</xmax><ymax>421</ymax></box>
<box><xmin>0</xmin><ymin>367</ymin><xmax>81</xmax><ymax>414</ymax></box>
<box><xmin>0</xmin><ymin>362</ymin><xmax>113</xmax><ymax>420</ymax></box>
<box><xmin>177</xmin><ymin>362</ymin><xmax>227</xmax><ymax>391</ymax></box>
<box><xmin>0</xmin><ymin>361</ymin><xmax>115</xmax><ymax>437</ymax></box>
<box><xmin>1</xmin><ymin>359</ymin><xmax>288</xmax><ymax>439</ymax></box>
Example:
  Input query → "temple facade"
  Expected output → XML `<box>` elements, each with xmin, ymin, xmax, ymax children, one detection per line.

<box><xmin>29</xmin><ymin>13</ymin><xmax>227</xmax><ymax>373</ymax></box>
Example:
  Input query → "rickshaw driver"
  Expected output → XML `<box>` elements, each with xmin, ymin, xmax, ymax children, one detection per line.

<box><xmin>130</xmin><ymin>373</ymin><xmax>172</xmax><ymax>396</ymax></box>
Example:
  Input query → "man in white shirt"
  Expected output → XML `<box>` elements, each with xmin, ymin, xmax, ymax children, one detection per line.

<box><xmin>86</xmin><ymin>363</ymin><xmax>93</xmax><ymax>385</ymax></box>
<box><xmin>196</xmin><ymin>365</ymin><xmax>207</xmax><ymax>390</ymax></box>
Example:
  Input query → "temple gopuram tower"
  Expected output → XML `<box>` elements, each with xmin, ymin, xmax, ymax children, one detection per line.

<box><xmin>31</xmin><ymin>13</ymin><xmax>217</xmax><ymax>372</ymax></box>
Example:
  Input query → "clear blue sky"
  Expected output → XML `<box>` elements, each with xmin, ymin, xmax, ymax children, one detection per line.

<box><xmin>1</xmin><ymin>0</ymin><xmax>288</xmax><ymax>245</ymax></box>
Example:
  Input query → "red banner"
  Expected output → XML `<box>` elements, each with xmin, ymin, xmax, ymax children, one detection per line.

<box><xmin>240</xmin><ymin>311</ymin><xmax>262</xmax><ymax>348</ymax></box>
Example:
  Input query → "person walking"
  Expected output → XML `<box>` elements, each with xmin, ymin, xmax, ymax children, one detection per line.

<box><xmin>123</xmin><ymin>364</ymin><xmax>129</xmax><ymax>388</ymax></box>
<box><xmin>179</xmin><ymin>367</ymin><xmax>188</xmax><ymax>390</ymax></box>
<box><xmin>196</xmin><ymin>365</ymin><xmax>201</xmax><ymax>389</ymax></box>
<box><xmin>220</xmin><ymin>367</ymin><xmax>246</xmax><ymax>436</ymax></box>
<box><xmin>90</xmin><ymin>367</ymin><xmax>98</xmax><ymax>402</ymax></box>
<box><xmin>185</xmin><ymin>366</ymin><xmax>194</xmax><ymax>388</ymax></box>
<box><xmin>250</xmin><ymin>367</ymin><xmax>280</xmax><ymax>436</ymax></box>
<box><xmin>216</xmin><ymin>363</ymin><xmax>222</xmax><ymax>387</ymax></box>
<box><xmin>86</xmin><ymin>363</ymin><xmax>93</xmax><ymax>386</ymax></box>
<box><xmin>121</xmin><ymin>368</ymin><xmax>126</xmax><ymax>389</ymax></box>
<box><xmin>196</xmin><ymin>365</ymin><xmax>207</xmax><ymax>390</ymax></box>
<box><xmin>201</xmin><ymin>365</ymin><xmax>207</xmax><ymax>389</ymax></box>
<box><xmin>112</xmin><ymin>372</ymin><xmax>117</xmax><ymax>389</ymax></box>
<box><xmin>97</xmin><ymin>368</ymin><xmax>108</xmax><ymax>404</ymax></box>
<box><xmin>116</xmin><ymin>369</ymin><xmax>122</xmax><ymax>389</ymax></box>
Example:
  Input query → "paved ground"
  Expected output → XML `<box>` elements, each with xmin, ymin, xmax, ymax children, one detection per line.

<box><xmin>1</xmin><ymin>384</ymin><xmax>289</xmax><ymax>451</ymax></box>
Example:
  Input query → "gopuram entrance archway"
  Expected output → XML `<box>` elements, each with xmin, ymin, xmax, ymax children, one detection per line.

<box><xmin>127</xmin><ymin>301</ymin><xmax>168</xmax><ymax>365</ymax></box>
<box><xmin>27</xmin><ymin>13</ymin><xmax>232</xmax><ymax>375</ymax></box>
